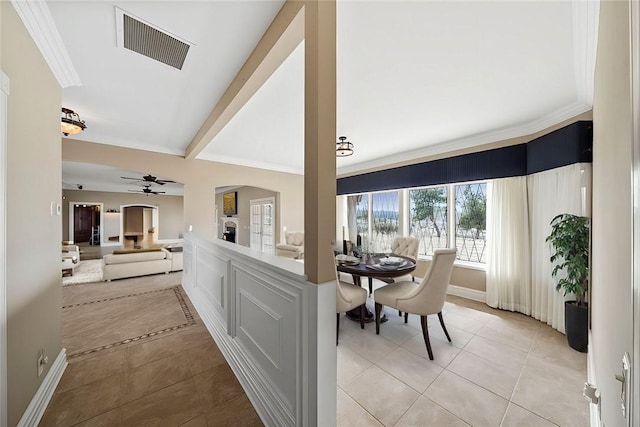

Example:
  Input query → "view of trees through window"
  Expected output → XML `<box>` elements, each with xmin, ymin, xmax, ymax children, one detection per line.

<box><xmin>410</xmin><ymin>187</ymin><xmax>448</xmax><ymax>256</ymax></box>
<box><xmin>455</xmin><ymin>183</ymin><xmax>487</xmax><ymax>263</ymax></box>
<box><xmin>346</xmin><ymin>182</ymin><xmax>487</xmax><ymax>263</ymax></box>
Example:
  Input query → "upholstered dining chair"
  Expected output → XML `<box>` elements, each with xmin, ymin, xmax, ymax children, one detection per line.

<box><xmin>368</xmin><ymin>236</ymin><xmax>420</xmax><ymax>295</ymax></box>
<box><xmin>335</xmin><ymin>258</ymin><xmax>368</xmax><ymax>345</ymax></box>
<box><xmin>374</xmin><ymin>248</ymin><xmax>457</xmax><ymax>360</ymax></box>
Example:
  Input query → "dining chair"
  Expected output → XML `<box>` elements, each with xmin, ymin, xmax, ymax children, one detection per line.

<box><xmin>335</xmin><ymin>258</ymin><xmax>368</xmax><ymax>345</ymax></box>
<box><xmin>369</xmin><ymin>236</ymin><xmax>420</xmax><ymax>295</ymax></box>
<box><xmin>373</xmin><ymin>248</ymin><xmax>457</xmax><ymax>360</ymax></box>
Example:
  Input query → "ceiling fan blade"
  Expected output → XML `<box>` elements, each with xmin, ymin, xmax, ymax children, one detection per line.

<box><xmin>121</xmin><ymin>176</ymin><xmax>141</xmax><ymax>181</ymax></box>
<box><xmin>156</xmin><ymin>180</ymin><xmax>175</xmax><ymax>185</ymax></box>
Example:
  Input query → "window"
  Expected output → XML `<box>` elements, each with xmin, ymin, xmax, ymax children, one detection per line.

<box><xmin>342</xmin><ymin>181</ymin><xmax>487</xmax><ymax>264</ymax></box>
<box><xmin>454</xmin><ymin>183</ymin><xmax>487</xmax><ymax>263</ymax></box>
<box><xmin>410</xmin><ymin>186</ymin><xmax>448</xmax><ymax>256</ymax></box>
<box><xmin>354</xmin><ymin>195</ymin><xmax>369</xmax><ymax>246</ymax></box>
<box><xmin>371</xmin><ymin>191</ymin><xmax>399</xmax><ymax>253</ymax></box>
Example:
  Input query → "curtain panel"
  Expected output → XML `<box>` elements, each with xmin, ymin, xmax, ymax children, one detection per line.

<box><xmin>487</xmin><ymin>163</ymin><xmax>591</xmax><ymax>333</ymax></box>
<box><xmin>486</xmin><ymin>177</ymin><xmax>531</xmax><ymax>313</ymax></box>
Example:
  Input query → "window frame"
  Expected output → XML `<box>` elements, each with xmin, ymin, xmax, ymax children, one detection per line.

<box><xmin>344</xmin><ymin>178</ymin><xmax>488</xmax><ymax>268</ymax></box>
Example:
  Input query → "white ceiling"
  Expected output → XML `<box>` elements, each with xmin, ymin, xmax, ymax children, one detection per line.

<box><xmin>45</xmin><ymin>1</ymin><xmax>595</xmax><ymax>191</ymax></box>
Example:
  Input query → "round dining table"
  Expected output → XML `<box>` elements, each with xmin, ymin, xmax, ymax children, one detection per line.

<box><xmin>336</xmin><ymin>254</ymin><xmax>416</xmax><ymax>323</ymax></box>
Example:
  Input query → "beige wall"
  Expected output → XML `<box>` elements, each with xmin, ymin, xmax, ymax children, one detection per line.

<box><xmin>2</xmin><ymin>4</ymin><xmax>63</xmax><ymax>425</ymax></box>
<box><xmin>414</xmin><ymin>260</ymin><xmax>486</xmax><ymax>292</ymax></box>
<box><xmin>215</xmin><ymin>186</ymin><xmax>279</xmax><ymax>247</ymax></box>
<box><xmin>62</xmin><ymin>141</ymin><xmax>304</xmax><ymax>243</ymax></box>
<box><xmin>62</xmin><ymin>189</ymin><xmax>184</xmax><ymax>242</ymax></box>
<box><xmin>591</xmin><ymin>1</ymin><xmax>633</xmax><ymax>425</ymax></box>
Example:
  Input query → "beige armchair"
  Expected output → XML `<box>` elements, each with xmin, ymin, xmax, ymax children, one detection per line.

<box><xmin>368</xmin><ymin>236</ymin><xmax>420</xmax><ymax>295</ymax></box>
<box><xmin>335</xmin><ymin>262</ymin><xmax>367</xmax><ymax>345</ymax></box>
<box><xmin>374</xmin><ymin>248</ymin><xmax>456</xmax><ymax>360</ymax></box>
<box><xmin>276</xmin><ymin>232</ymin><xmax>304</xmax><ymax>259</ymax></box>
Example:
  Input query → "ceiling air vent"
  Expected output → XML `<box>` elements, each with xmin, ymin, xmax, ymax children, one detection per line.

<box><xmin>116</xmin><ymin>8</ymin><xmax>193</xmax><ymax>70</ymax></box>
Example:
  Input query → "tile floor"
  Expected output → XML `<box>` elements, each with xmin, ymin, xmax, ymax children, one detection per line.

<box><xmin>42</xmin><ymin>270</ymin><xmax>589</xmax><ymax>427</ymax></box>
<box><xmin>41</xmin><ymin>273</ymin><xmax>262</xmax><ymax>427</ymax></box>
<box><xmin>336</xmin><ymin>284</ymin><xmax>590</xmax><ymax>427</ymax></box>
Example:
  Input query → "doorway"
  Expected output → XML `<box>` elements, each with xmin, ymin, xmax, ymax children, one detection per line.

<box><xmin>68</xmin><ymin>202</ymin><xmax>104</xmax><ymax>245</ymax></box>
<box><xmin>120</xmin><ymin>204</ymin><xmax>159</xmax><ymax>248</ymax></box>
<box><xmin>250</xmin><ymin>197</ymin><xmax>275</xmax><ymax>254</ymax></box>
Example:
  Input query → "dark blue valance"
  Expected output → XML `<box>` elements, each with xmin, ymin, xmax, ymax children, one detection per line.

<box><xmin>337</xmin><ymin>121</ymin><xmax>592</xmax><ymax>195</ymax></box>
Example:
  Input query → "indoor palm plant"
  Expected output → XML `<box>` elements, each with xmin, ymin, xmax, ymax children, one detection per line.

<box><xmin>546</xmin><ymin>213</ymin><xmax>589</xmax><ymax>352</ymax></box>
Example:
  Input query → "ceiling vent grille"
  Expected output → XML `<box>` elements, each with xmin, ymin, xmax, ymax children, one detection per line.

<box><xmin>117</xmin><ymin>9</ymin><xmax>191</xmax><ymax>70</ymax></box>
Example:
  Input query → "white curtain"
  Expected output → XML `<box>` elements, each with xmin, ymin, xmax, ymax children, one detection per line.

<box><xmin>528</xmin><ymin>163</ymin><xmax>591</xmax><ymax>332</ymax></box>
<box><xmin>346</xmin><ymin>195</ymin><xmax>362</xmax><ymax>243</ymax></box>
<box><xmin>486</xmin><ymin>176</ymin><xmax>531</xmax><ymax>313</ymax></box>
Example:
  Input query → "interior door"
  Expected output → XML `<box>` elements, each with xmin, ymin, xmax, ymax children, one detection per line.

<box><xmin>73</xmin><ymin>205</ymin><xmax>94</xmax><ymax>243</ymax></box>
<box><xmin>250</xmin><ymin>198</ymin><xmax>275</xmax><ymax>254</ymax></box>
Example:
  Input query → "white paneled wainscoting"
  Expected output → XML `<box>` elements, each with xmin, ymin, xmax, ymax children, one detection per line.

<box><xmin>183</xmin><ymin>234</ymin><xmax>337</xmax><ymax>426</ymax></box>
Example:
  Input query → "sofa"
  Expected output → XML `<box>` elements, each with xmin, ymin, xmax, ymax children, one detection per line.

<box><xmin>276</xmin><ymin>231</ymin><xmax>304</xmax><ymax>259</ymax></box>
<box><xmin>102</xmin><ymin>247</ymin><xmax>182</xmax><ymax>281</ymax></box>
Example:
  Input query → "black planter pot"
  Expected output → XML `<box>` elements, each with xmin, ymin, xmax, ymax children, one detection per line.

<box><xmin>565</xmin><ymin>301</ymin><xmax>588</xmax><ymax>353</ymax></box>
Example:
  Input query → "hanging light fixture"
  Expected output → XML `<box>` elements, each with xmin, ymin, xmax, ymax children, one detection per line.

<box><xmin>336</xmin><ymin>136</ymin><xmax>354</xmax><ymax>157</ymax></box>
<box><xmin>61</xmin><ymin>107</ymin><xmax>87</xmax><ymax>136</ymax></box>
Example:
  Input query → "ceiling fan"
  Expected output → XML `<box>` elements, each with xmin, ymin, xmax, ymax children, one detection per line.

<box><xmin>120</xmin><ymin>174</ymin><xmax>176</xmax><ymax>185</ymax></box>
<box><xmin>128</xmin><ymin>185</ymin><xmax>166</xmax><ymax>195</ymax></box>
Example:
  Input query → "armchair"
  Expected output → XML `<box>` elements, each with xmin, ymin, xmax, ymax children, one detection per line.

<box><xmin>374</xmin><ymin>248</ymin><xmax>456</xmax><ymax>360</ymax></box>
<box><xmin>276</xmin><ymin>232</ymin><xmax>304</xmax><ymax>259</ymax></box>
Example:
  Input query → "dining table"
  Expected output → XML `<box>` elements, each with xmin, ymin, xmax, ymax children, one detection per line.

<box><xmin>336</xmin><ymin>254</ymin><xmax>416</xmax><ymax>323</ymax></box>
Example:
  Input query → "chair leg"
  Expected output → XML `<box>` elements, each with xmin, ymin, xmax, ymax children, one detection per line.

<box><xmin>438</xmin><ymin>312</ymin><xmax>452</xmax><ymax>342</ymax></box>
<box><xmin>375</xmin><ymin>303</ymin><xmax>383</xmax><ymax>334</ymax></box>
<box><xmin>398</xmin><ymin>310</ymin><xmax>402</xmax><ymax>317</ymax></box>
<box><xmin>404</xmin><ymin>312</ymin><xmax>408</xmax><ymax>323</ymax></box>
<box><xmin>336</xmin><ymin>313</ymin><xmax>340</xmax><ymax>346</ymax></box>
<box><xmin>368</xmin><ymin>277</ymin><xmax>373</xmax><ymax>296</ymax></box>
<box><xmin>359</xmin><ymin>305</ymin><xmax>365</xmax><ymax>329</ymax></box>
<box><xmin>420</xmin><ymin>315</ymin><xmax>434</xmax><ymax>360</ymax></box>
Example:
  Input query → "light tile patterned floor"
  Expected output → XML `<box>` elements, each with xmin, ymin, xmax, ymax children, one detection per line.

<box><xmin>43</xmin><ymin>271</ymin><xmax>589</xmax><ymax>426</ymax></box>
<box><xmin>337</xmin><ymin>281</ymin><xmax>589</xmax><ymax>427</ymax></box>
<box><xmin>41</xmin><ymin>273</ymin><xmax>262</xmax><ymax>427</ymax></box>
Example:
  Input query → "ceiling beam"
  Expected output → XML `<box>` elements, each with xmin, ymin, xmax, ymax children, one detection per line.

<box><xmin>184</xmin><ymin>0</ymin><xmax>304</xmax><ymax>160</ymax></box>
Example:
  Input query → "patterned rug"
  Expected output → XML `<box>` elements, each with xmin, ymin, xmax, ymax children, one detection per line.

<box><xmin>62</xmin><ymin>259</ymin><xmax>104</xmax><ymax>286</ymax></box>
<box><xmin>63</xmin><ymin>286</ymin><xmax>195</xmax><ymax>358</ymax></box>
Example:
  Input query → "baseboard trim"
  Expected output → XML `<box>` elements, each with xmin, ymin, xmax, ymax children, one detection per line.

<box><xmin>447</xmin><ymin>284</ymin><xmax>486</xmax><ymax>303</ymax></box>
<box><xmin>17</xmin><ymin>348</ymin><xmax>67</xmax><ymax>427</ymax></box>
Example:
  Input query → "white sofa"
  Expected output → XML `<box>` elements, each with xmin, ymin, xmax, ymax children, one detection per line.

<box><xmin>102</xmin><ymin>248</ymin><xmax>182</xmax><ymax>281</ymax></box>
<box><xmin>276</xmin><ymin>231</ymin><xmax>304</xmax><ymax>259</ymax></box>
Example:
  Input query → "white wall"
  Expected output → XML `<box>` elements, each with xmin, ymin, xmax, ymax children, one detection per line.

<box><xmin>592</xmin><ymin>1</ymin><xmax>633</xmax><ymax>425</ymax></box>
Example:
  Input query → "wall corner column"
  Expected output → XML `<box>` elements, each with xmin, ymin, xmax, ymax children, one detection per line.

<box><xmin>304</xmin><ymin>0</ymin><xmax>336</xmax><ymax>285</ymax></box>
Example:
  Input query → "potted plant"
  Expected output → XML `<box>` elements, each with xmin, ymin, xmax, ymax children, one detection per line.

<box><xmin>546</xmin><ymin>213</ymin><xmax>589</xmax><ymax>352</ymax></box>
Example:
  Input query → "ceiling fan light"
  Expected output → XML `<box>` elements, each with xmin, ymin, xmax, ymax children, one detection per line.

<box><xmin>61</xmin><ymin>107</ymin><xmax>87</xmax><ymax>136</ymax></box>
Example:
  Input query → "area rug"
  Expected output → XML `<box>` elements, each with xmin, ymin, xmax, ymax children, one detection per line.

<box><xmin>62</xmin><ymin>259</ymin><xmax>104</xmax><ymax>286</ymax></box>
<box><xmin>63</xmin><ymin>286</ymin><xmax>195</xmax><ymax>359</ymax></box>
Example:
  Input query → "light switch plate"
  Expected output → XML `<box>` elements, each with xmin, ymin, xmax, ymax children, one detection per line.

<box><xmin>56</xmin><ymin>203</ymin><xmax>62</xmax><ymax>215</ymax></box>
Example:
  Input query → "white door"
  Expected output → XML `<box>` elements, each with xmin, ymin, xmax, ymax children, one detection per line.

<box><xmin>250</xmin><ymin>198</ymin><xmax>275</xmax><ymax>254</ymax></box>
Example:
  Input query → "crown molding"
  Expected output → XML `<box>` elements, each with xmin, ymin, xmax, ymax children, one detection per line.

<box><xmin>10</xmin><ymin>0</ymin><xmax>81</xmax><ymax>88</ymax></box>
<box><xmin>572</xmin><ymin>0</ymin><xmax>599</xmax><ymax>106</ymax></box>
<box><xmin>337</xmin><ymin>101</ymin><xmax>591</xmax><ymax>176</ymax></box>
